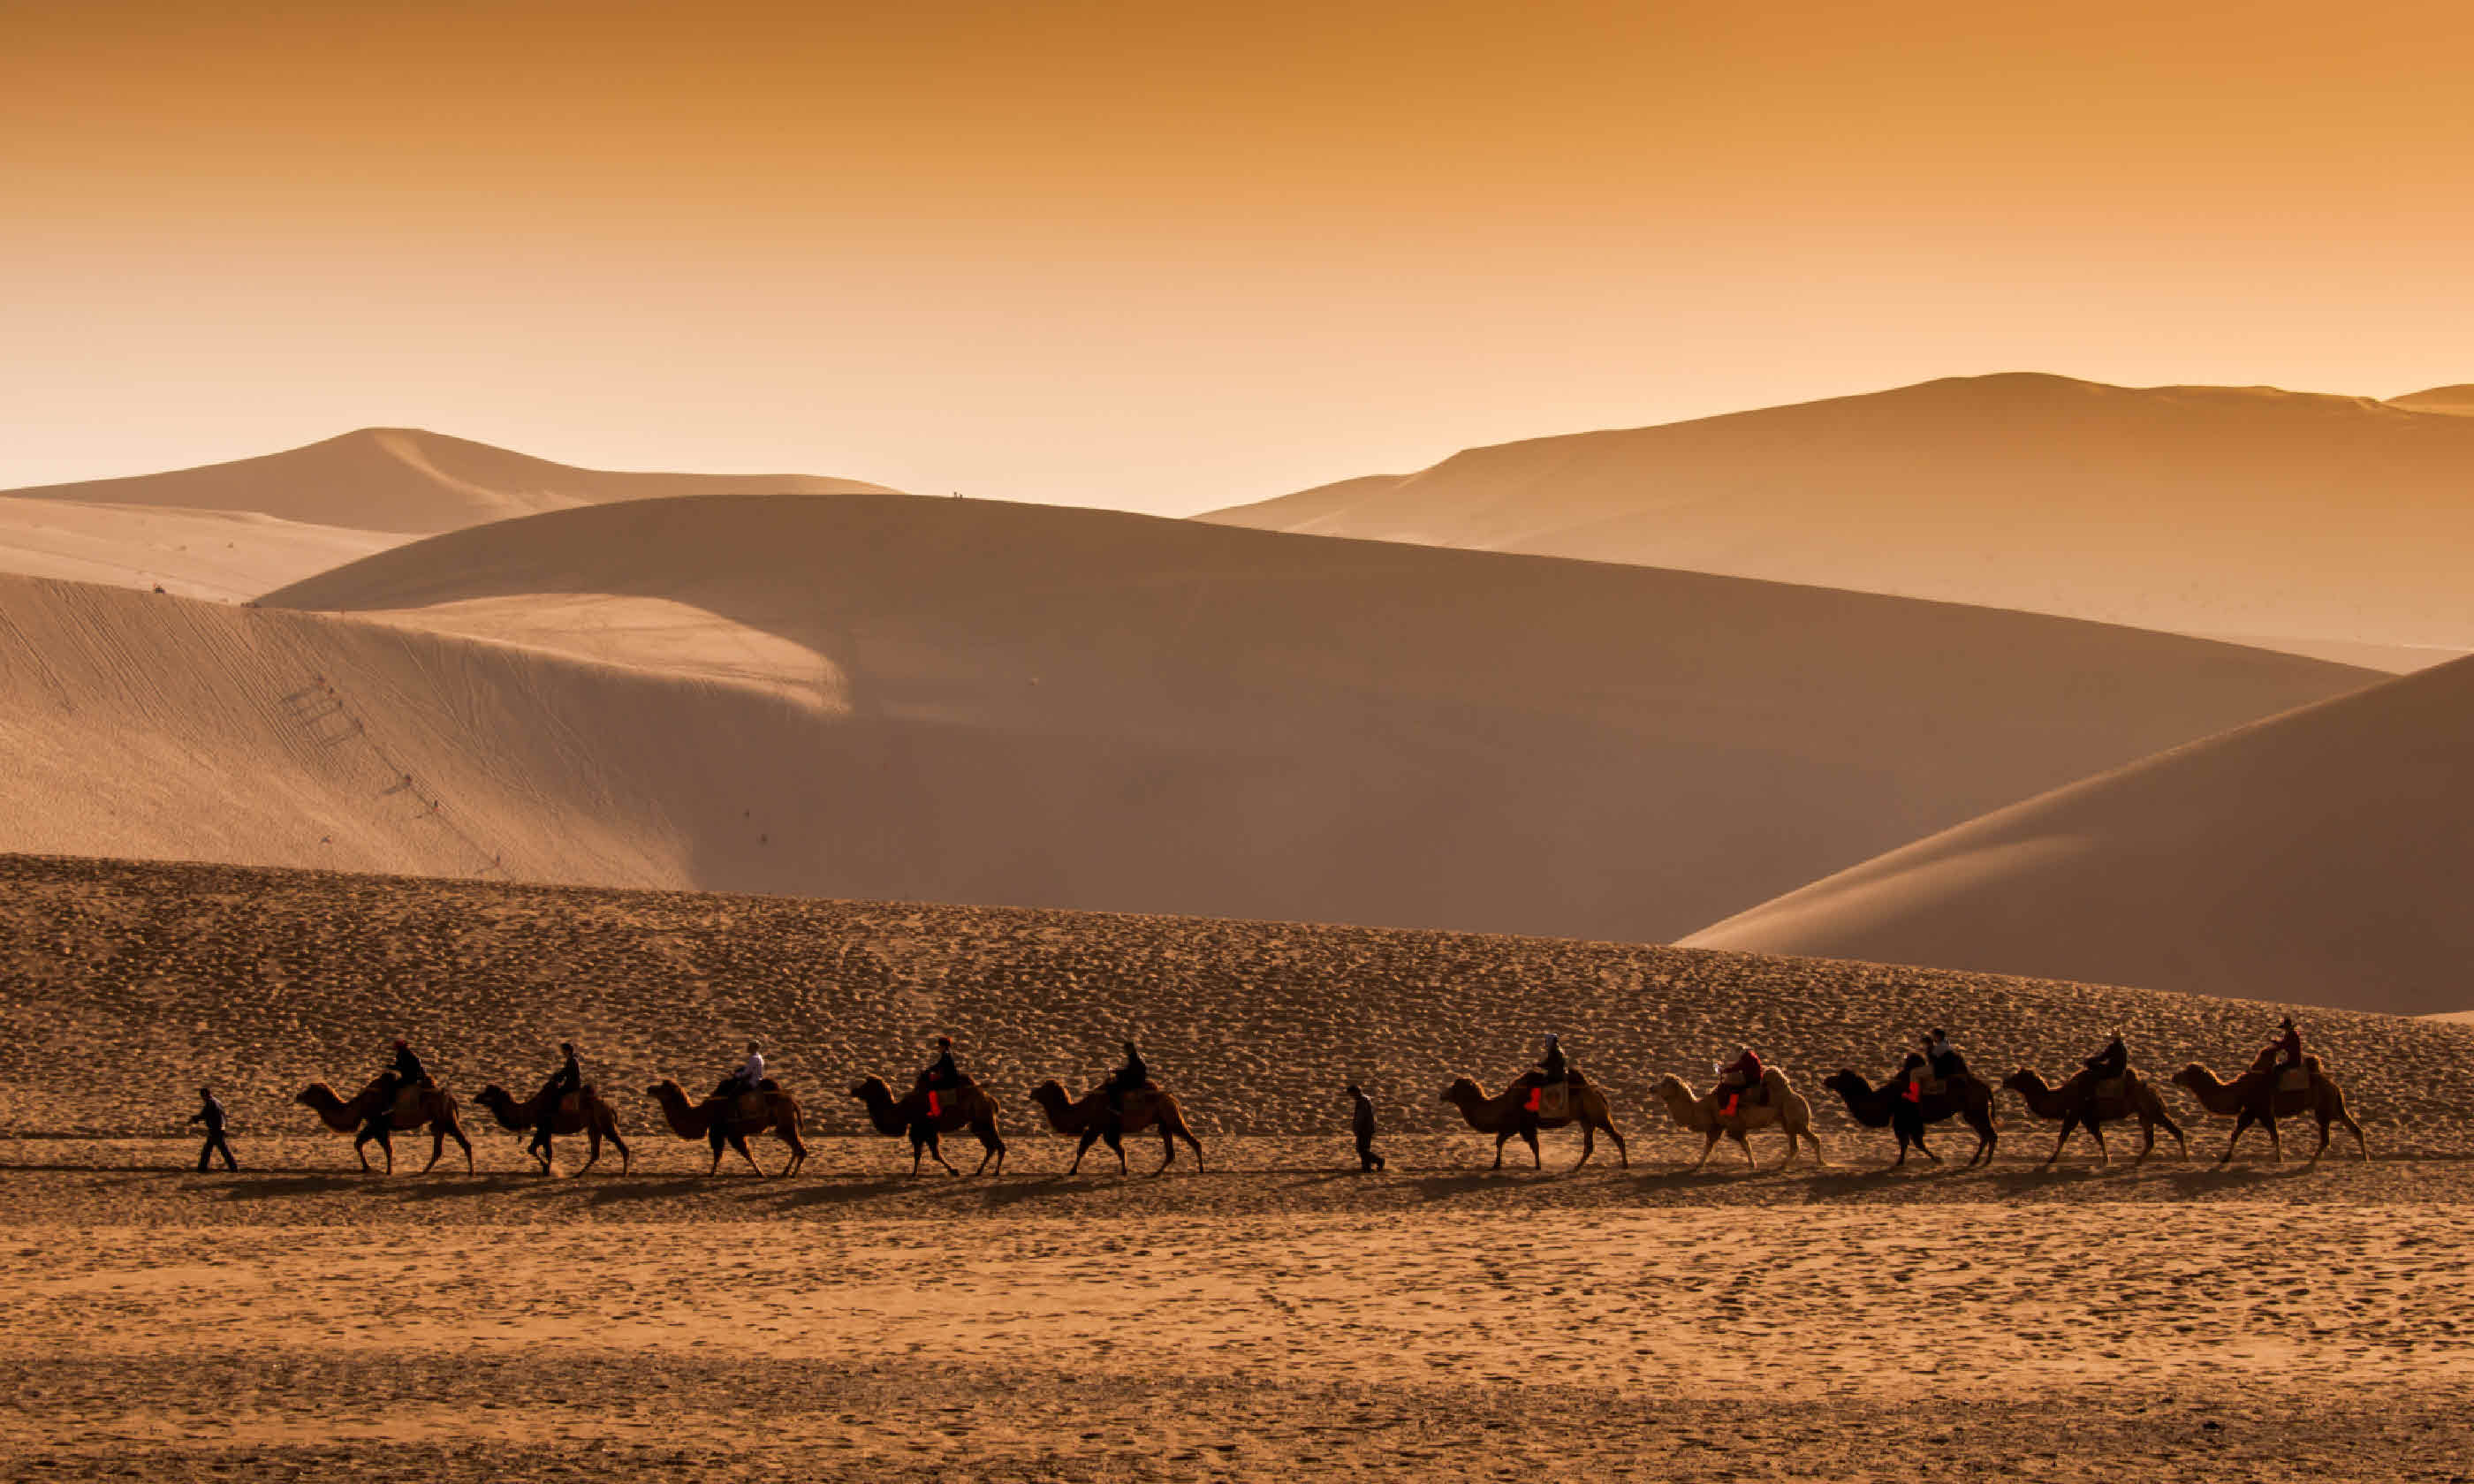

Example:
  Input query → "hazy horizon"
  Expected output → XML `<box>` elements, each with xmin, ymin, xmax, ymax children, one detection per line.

<box><xmin>10</xmin><ymin>0</ymin><xmax>2470</xmax><ymax>515</ymax></box>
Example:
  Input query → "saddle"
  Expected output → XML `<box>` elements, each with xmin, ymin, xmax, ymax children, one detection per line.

<box><xmin>2277</xmin><ymin>1066</ymin><xmax>2311</xmax><ymax>1094</ymax></box>
<box><xmin>1530</xmin><ymin>1082</ymin><xmax>1572</xmax><ymax>1120</ymax></box>
<box><xmin>1911</xmin><ymin>1073</ymin><xmax>1945</xmax><ymax>1098</ymax></box>
<box><xmin>2091</xmin><ymin>1076</ymin><xmax>2128</xmax><ymax>1103</ymax></box>
<box><xmin>389</xmin><ymin>1086</ymin><xmax>425</xmax><ymax>1121</ymax></box>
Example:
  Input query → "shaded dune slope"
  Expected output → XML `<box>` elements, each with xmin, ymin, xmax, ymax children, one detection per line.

<box><xmin>7</xmin><ymin>852</ymin><xmax>2470</xmax><ymax>1149</ymax></box>
<box><xmin>1204</xmin><ymin>373</ymin><xmax>2474</xmax><ymax>662</ymax></box>
<box><xmin>262</xmin><ymin>495</ymin><xmax>2367</xmax><ymax>939</ymax></box>
<box><xmin>1686</xmin><ymin>655</ymin><xmax>2474</xmax><ymax>1014</ymax></box>
<box><xmin>4</xmin><ymin>428</ymin><xmax>894</xmax><ymax>534</ymax></box>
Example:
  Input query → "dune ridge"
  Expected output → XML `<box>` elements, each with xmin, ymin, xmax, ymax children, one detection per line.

<box><xmin>1203</xmin><ymin>372</ymin><xmax>2474</xmax><ymax>666</ymax></box>
<box><xmin>3</xmin><ymin>427</ymin><xmax>895</xmax><ymax>534</ymax></box>
<box><xmin>1685</xmin><ymin>653</ymin><xmax>2474</xmax><ymax>1014</ymax></box>
<box><xmin>0</xmin><ymin>496</ymin><xmax>405</xmax><ymax>602</ymax></box>
<box><xmin>256</xmin><ymin>492</ymin><xmax>2369</xmax><ymax>941</ymax></box>
<box><xmin>6</xmin><ymin>851</ymin><xmax>2468</xmax><ymax>1151</ymax></box>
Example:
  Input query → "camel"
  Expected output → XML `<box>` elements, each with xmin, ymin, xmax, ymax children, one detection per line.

<box><xmin>850</xmin><ymin>1075</ymin><xmax>1006</xmax><ymax>1176</ymax></box>
<box><xmin>645</xmin><ymin>1078</ymin><xmax>808</xmax><ymax>1177</ymax></box>
<box><xmin>2173</xmin><ymin>1057</ymin><xmax>2367</xmax><ymax>1164</ymax></box>
<box><xmin>474</xmin><ymin>1082</ymin><xmax>631</xmax><ymax>1174</ymax></box>
<box><xmin>295</xmin><ymin>1077</ymin><xmax>474</xmax><ymax>1174</ymax></box>
<box><xmin>1822</xmin><ymin>1067</ymin><xmax>1998</xmax><ymax>1168</ymax></box>
<box><xmin>1026</xmin><ymin>1079</ymin><xmax>1204</xmax><ymax>1174</ymax></box>
<box><xmin>1649</xmin><ymin>1071</ymin><xmax>1821</xmax><ymax>1171</ymax></box>
<box><xmin>1438</xmin><ymin>1070</ymin><xmax>1628</xmax><ymax>1171</ymax></box>
<box><xmin>2002</xmin><ymin>1067</ymin><xmax>2187</xmax><ymax>1167</ymax></box>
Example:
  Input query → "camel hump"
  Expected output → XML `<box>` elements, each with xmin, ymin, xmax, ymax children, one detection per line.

<box><xmin>2092</xmin><ymin>1075</ymin><xmax>2128</xmax><ymax>1102</ymax></box>
<box><xmin>391</xmin><ymin>1086</ymin><xmax>424</xmax><ymax>1121</ymax></box>
<box><xmin>560</xmin><ymin>1089</ymin><xmax>587</xmax><ymax>1117</ymax></box>
<box><xmin>2277</xmin><ymin>1066</ymin><xmax>2312</xmax><ymax>1094</ymax></box>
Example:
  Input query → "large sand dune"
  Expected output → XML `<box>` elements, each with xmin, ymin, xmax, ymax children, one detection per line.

<box><xmin>1203</xmin><ymin>372</ymin><xmax>2474</xmax><ymax>669</ymax></box>
<box><xmin>1685</xmin><ymin>655</ymin><xmax>2474</xmax><ymax>1014</ymax></box>
<box><xmin>3</xmin><ymin>426</ymin><xmax>894</xmax><ymax>534</ymax></box>
<box><xmin>0</xmin><ymin>495</ymin><xmax>404</xmax><ymax>602</ymax></box>
<box><xmin>254</xmin><ymin>493</ymin><xmax>2367</xmax><ymax>939</ymax></box>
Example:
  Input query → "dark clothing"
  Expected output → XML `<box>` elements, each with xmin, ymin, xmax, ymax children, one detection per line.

<box><xmin>391</xmin><ymin>1046</ymin><xmax>429</xmax><ymax>1086</ymax></box>
<box><xmin>1540</xmin><ymin>1044</ymin><xmax>1568</xmax><ymax>1084</ymax></box>
<box><xmin>368</xmin><ymin>1048</ymin><xmax>429</xmax><ymax>1138</ymax></box>
<box><xmin>920</xmin><ymin>1050</ymin><xmax>960</xmax><ymax>1089</ymax></box>
<box><xmin>546</xmin><ymin>1052</ymin><xmax>581</xmax><ymax>1101</ymax></box>
<box><xmin>2271</xmin><ymin>1026</ymin><xmax>2303</xmax><ymax>1068</ymax></box>
<box><xmin>1930</xmin><ymin>1047</ymin><xmax>1969</xmax><ymax>1079</ymax></box>
<box><xmin>1716</xmin><ymin>1051</ymin><xmax>1764</xmax><ymax>1114</ymax></box>
<box><xmin>1350</xmin><ymin>1089</ymin><xmax>1384</xmax><ymax>1171</ymax></box>
<box><xmin>190</xmin><ymin>1095</ymin><xmax>236</xmax><ymax>1171</ymax></box>
<box><xmin>1105</xmin><ymin>1050</ymin><xmax>1149</xmax><ymax>1119</ymax></box>
<box><xmin>2083</xmin><ymin>1039</ymin><xmax>2129</xmax><ymax>1080</ymax></box>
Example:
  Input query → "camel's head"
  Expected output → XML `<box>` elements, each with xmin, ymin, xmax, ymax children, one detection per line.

<box><xmin>2171</xmin><ymin>1064</ymin><xmax>2209</xmax><ymax>1093</ymax></box>
<box><xmin>2000</xmin><ymin>1069</ymin><xmax>2040</xmax><ymax>1096</ymax></box>
<box><xmin>475</xmin><ymin>1084</ymin><xmax>511</xmax><ymax>1108</ymax></box>
<box><xmin>848</xmin><ymin>1076</ymin><xmax>890</xmax><ymax>1103</ymax></box>
<box><xmin>292</xmin><ymin>1084</ymin><xmax>330</xmax><ymax>1109</ymax></box>
<box><xmin>1438</xmin><ymin>1077</ymin><xmax>1482</xmax><ymax>1107</ymax></box>
<box><xmin>645</xmin><ymin>1079</ymin><xmax>683</xmax><ymax>1102</ymax></box>
<box><xmin>1649</xmin><ymin>1074</ymin><xmax>1689</xmax><ymax>1099</ymax></box>
<box><xmin>1027</xmin><ymin>1079</ymin><xmax>1068</xmax><ymax>1109</ymax></box>
<box><xmin>1821</xmin><ymin>1070</ymin><xmax>1868</xmax><ymax>1100</ymax></box>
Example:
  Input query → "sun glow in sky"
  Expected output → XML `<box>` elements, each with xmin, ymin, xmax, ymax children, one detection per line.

<box><xmin>6</xmin><ymin>0</ymin><xmax>2470</xmax><ymax>512</ymax></box>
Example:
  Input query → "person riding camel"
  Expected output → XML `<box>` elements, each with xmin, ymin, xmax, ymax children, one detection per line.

<box><xmin>1538</xmin><ymin>1034</ymin><xmax>1569</xmax><ymax>1086</ymax></box>
<box><xmin>2083</xmin><ymin>1031</ymin><xmax>2129</xmax><ymax>1085</ymax></box>
<box><xmin>530</xmin><ymin>1041</ymin><xmax>581</xmax><ymax>1160</ymax></box>
<box><xmin>365</xmin><ymin>1038</ymin><xmax>429</xmax><ymax>1140</ymax></box>
<box><xmin>916</xmin><ymin>1035</ymin><xmax>963</xmax><ymax>1115</ymax></box>
<box><xmin>1713</xmin><ymin>1046</ymin><xmax>1764</xmax><ymax>1117</ymax></box>
<box><xmin>1904</xmin><ymin>1027</ymin><xmax>1966</xmax><ymax>1102</ymax></box>
<box><xmin>1104</xmin><ymin>1040</ymin><xmax>1149</xmax><ymax>1130</ymax></box>
<box><xmin>719</xmin><ymin>1039</ymin><xmax>764</xmax><ymax>1102</ymax></box>
<box><xmin>2266</xmin><ymin>1016</ymin><xmax>2304</xmax><ymax>1077</ymax></box>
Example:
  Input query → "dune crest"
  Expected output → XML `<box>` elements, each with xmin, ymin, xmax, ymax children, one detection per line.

<box><xmin>1684</xmin><ymin>654</ymin><xmax>2474</xmax><ymax>1014</ymax></box>
<box><xmin>2</xmin><ymin>427</ymin><xmax>895</xmax><ymax>534</ymax></box>
<box><xmin>1203</xmin><ymin>372</ymin><xmax>2474</xmax><ymax>667</ymax></box>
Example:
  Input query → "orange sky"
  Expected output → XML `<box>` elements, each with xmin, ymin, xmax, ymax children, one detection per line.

<box><xmin>5</xmin><ymin>0</ymin><xmax>2470</xmax><ymax>513</ymax></box>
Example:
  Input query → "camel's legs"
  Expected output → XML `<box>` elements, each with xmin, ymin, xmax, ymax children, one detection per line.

<box><xmin>2090</xmin><ymin>1121</ymin><xmax>2111</xmax><ymax>1169</ymax></box>
<box><xmin>727</xmin><ymin>1131</ymin><xmax>765</xmax><ymax>1177</ymax></box>
<box><xmin>2043</xmin><ymin>1117</ymin><xmax>2077</xmax><ymax>1168</ymax></box>
<box><xmin>2219</xmin><ymin>1109</ymin><xmax>2253</xmax><ymax>1164</ymax></box>
<box><xmin>612</xmin><ymin>1125</ymin><xmax>631</xmax><ymax>1175</ymax></box>
<box><xmin>422</xmin><ymin>1124</ymin><xmax>448</xmax><ymax>1174</ymax></box>
<box><xmin>2133</xmin><ymin>1119</ymin><xmax>2155</xmax><ymax>1165</ymax></box>
<box><xmin>2265</xmin><ymin>1115</ymin><xmax>2284</xmax><ymax>1164</ymax></box>
<box><xmin>1491</xmin><ymin>1130</ymin><xmax>1511</xmax><ymax>1170</ymax></box>
<box><xmin>1105</xmin><ymin>1128</ymin><xmax>1128</xmax><ymax>1175</ymax></box>
<box><xmin>1601</xmin><ymin>1119</ymin><xmax>1629</xmax><ymax>1170</ymax></box>
<box><xmin>1729</xmin><ymin>1130</ymin><xmax>1754</xmax><ymax>1170</ymax></box>
<box><xmin>1916</xmin><ymin>1130</ymin><xmax>1942</xmax><ymax>1166</ymax></box>
<box><xmin>1692</xmin><ymin>1131</ymin><xmax>1719</xmax><ymax>1171</ymax></box>
<box><xmin>1574</xmin><ymin>1120</ymin><xmax>1596</xmax><ymax>1172</ymax></box>
<box><xmin>1521</xmin><ymin>1125</ymin><xmax>1542</xmax><ymax>1170</ymax></box>
<box><xmin>2335</xmin><ymin>1109</ymin><xmax>2369</xmax><ymax>1160</ymax></box>
<box><xmin>1069</xmin><ymin>1129</ymin><xmax>1098</xmax><ymax>1174</ymax></box>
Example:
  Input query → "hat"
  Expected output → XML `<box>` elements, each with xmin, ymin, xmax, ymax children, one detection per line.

<box><xmin>1544</xmin><ymin>1034</ymin><xmax>1559</xmax><ymax>1046</ymax></box>
<box><xmin>2280</xmin><ymin>1015</ymin><xmax>2296</xmax><ymax>1028</ymax></box>
<box><xmin>937</xmin><ymin>1035</ymin><xmax>952</xmax><ymax>1048</ymax></box>
<box><xmin>559</xmin><ymin>1041</ymin><xmax>574</xmax><ymax>1053</ymax></box>
<box><xmin>392</xmin><ymin>1038</ymin><xmax>407</xmax><ymax>1049</ymax></box>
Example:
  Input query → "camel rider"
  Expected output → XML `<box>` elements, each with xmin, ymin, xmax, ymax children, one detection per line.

<box><xmin>531</xmin><ymin>1041</ymin><xmax>581</xmax><ymax>1157</ymax></box>
<box><xmin>2083</xmin><ymin>1031</ymin><xmax>2129</xmax><ymax>1083</ymax></box>
<box><xmin>1926</xmin><ymin>1028</ymin><xmax>1966</xmax><ymax>1079</ymax></box>
<box><xmin>2267</xmin><ymin>1016</ymin><xmax>2303</xmax><ymax>1073</ymax></box>
<box><xmin>1104</xmin><ymin>1040</ymin><xmax>1149</xmax><ymax>1125</ymax></box>
<box><xmin>365</xmin><ymin>1038</ymin><xmax>429</xmax><ymax>1140</ymax></box>
<box><xmin>1714</xmin><ymin>1046</ymin><xmax>1764</xmax><ymax>1117</ymax></box>
<box><xmin>1538</xmin><ymin>1034</ymin><xmax>1569</xmax><ymax>1086</ymax></box>
<box><xmin>919</xmin><ymin>1036</ymin><xmax>961</xmax><ymax>1091</ymax></box>
<box><xmin>720</xmin><ymin>1039</ymin><xmax>764</xmax><ymax>1102</ymax></box>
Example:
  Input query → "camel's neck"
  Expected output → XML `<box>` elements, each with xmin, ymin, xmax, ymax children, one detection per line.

<box><xmin>1032</xmin><ymin>1091</ymin><xmax>1083</xmax><ymax>1133</ymax></box>
<box><xmin>482</xmin><ymin>1095</ymin><xmax>533</xmax><ymax>1132</ymax></box>
<box><xmin>302</xmin><ymin>1086</ymin><xmax>362</xmax><ymax>1133</ymax></box>
<box><xmin>861</xmin><ymin>1088</ymin><xmax>908</xmax><ymax>1135</ymax></box>
<box><xmin>656</xmin><ymin>1089</ymin><xmax>710</xmax><ymax>1139</ymax></box>
<box><xmin>1660</xmin><ymin>1088</ymin><xmax>1711</xmax><ymax>1129</ymax></box>
<box><xmin>2185</xmin><ymin>1071</ymin><xmax>2239</xmax><ymax>1109</ymax></box>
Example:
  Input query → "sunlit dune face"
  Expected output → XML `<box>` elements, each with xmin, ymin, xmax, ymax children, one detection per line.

<box><xmin>5</xmin><ymin>1</ymin><xmax>2470</xmax><ymax>510</ymax></box>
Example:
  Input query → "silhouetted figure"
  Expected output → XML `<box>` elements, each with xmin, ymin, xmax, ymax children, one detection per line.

<box><xmin>718</xmin><ymin>1040</ymin><xmax>765</xmax><ymax>1101</ymax></box>
<box><xmin>1346</xmin><ymin>1084</ymin><xmax>1384</xmax><ymax>1171</ymax></box>
<box><xmin>2083</xmin><ymin>1032</ymin><xmax>2129</xmax><ymax>1082</ymax></box>
<box><xmin>1713</xmin><ymin>1046</ymin><xmax>1764</xmax><ymax>1117</ymax></box>
<box><xmin>918</xmin><ymin>1035</ymin><xmax>961</xmax><ymax>1091</ymax></box>
<box><xmin>2267</xmin><ymin>1015</ymin><xmax>2304</xmax><ymax>1072</ymax></box>
<box><xmin>1104</xmin><ymin>1040</ymin><xmax>1149</xmax><ymax>1132</ymax></box>
<box><xmin>531</xmin><ymin>1041</ymin><xmax>581</xmax><ymax>1162</ymax></box>
<box><xmin>190</xmin><ymin>1086</ymin><xmax>236</xmax><ymax>1172</ymax></box>
<box><xmin>1538</xmin><ymin>1034</ymin><xmax>1568</xmax><ymax>1086</ymax></box>
<box><xmin>365</xmin><ymin>1038</ymin><xmax>428</xmax><ymax>1140</ymax></box>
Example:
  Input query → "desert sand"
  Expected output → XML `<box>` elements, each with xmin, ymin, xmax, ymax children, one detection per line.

<box><xmin>2390</xmin><ymin>383</ymin><xmax>2474</xmax><ymax>416</ymax></box>
<box><xmin>2</xmin><ymin>426</ymin><xmax>895</xmax><ymax>534</ymax></box>
<box><xmin>1203</xmin><ymin>373</ymin><xmax>2474</xmax><ymax>670</ymax></box>
<box><xmin>240</xmin><ymin>492</ymin><xmax>2363</xmax><ymax>941</ymax></box>
<box><xmin>0</xmin><ymin>496</ymin><xmax>406</xmax><ymax>602</ymax></box>
<box><xmin>1686</xmin><ymin>654</ymin><xmax>2474</xmax><ymax>1014</ymax></box>
<box><xmin>4</xmin><ymin>850</ymin><xmax>2472</xmax><ymax>1480</ymax></box>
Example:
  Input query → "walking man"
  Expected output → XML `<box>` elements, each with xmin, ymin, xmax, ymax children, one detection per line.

<box><xmin>190</xmin><ymin>1086</ymin><xmax>237</xmax><ymax>1172</ymax></box>
<box><xmin>1346</xmin><ymin>1084</ymin><xmax>1385</xmax><ymax>1171</ymax></box>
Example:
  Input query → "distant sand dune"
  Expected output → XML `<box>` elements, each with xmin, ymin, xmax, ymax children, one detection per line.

<box><xmin>249</xmin><ymin>493</ymin><xmax>2370</xmax><ymax>939</ymax></box>
<box><xmin>0</xmin><ymin>496</ymin><xmax>404</xmax><ymax>602</ymax></box>
<box><xmin>1686</xmin><ymin>655</ymin><xmax>2474</xmax><ymax>1014</ymax></box>
<box><xmin>1203</xmin><ymin>372</ymin><xmax>2474</xmax><ymax>668</ymax></box>
<box><xmin>2</xmin><ymin>427</ymin><xmax>895</xmax><ymax>534</ymax></box>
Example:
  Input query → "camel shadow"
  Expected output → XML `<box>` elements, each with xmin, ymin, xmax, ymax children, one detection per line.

<box><xmin>1407</xmin><ymin>1170</ymin><xmax>1564</xmax><ymax>1200</ymax></box>
<box><xmin>2161</xmin><ymin>1163</ymin><xmax>2318</xmax><ymax>1193</ymax></box>
<box><xmin>581</xmin><ymin>1177</ymin><xmax>725</xmax><ymax>1206</ymax></box>
<box><xmin>213</xmin><ymin>1173</ymin><xmax>374</xmax><ymax>1199</ymax></box>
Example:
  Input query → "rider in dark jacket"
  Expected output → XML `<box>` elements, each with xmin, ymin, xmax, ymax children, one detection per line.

<box><xmin>366</xmin><ymin>1039</ymin><xmax>429</xmax><ymax>1140</ymax></box>
<box><xmin>2083</xmin><ymin>1032</ymin><xmax>2129</xmax><ymax>1082</ymax></box>
<box><xmin>1105</xmin><ymin>1040</ymin><xmax>1149</xmax><ymax>1124</ymax></box>
<box><xmin>530</xmin><ymin>1041</ymin><xmax>581</xmax><ymax>1161</ymax></box>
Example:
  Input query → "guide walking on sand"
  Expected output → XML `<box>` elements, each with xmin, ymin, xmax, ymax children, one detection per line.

<box><xmin>1346</xmin><ymin>1083</ymin><xmax>1385</xmax><ymax>1171</ymax></box>
<box><xmin>190</xmin><ymin>1086</ymin><xmax>237</xmax><ymax>1171</ymax></box>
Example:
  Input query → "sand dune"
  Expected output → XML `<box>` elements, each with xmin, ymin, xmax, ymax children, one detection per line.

<box><xmin>0</xmin><ymin>496</ymin><xmax>405</xmax><ymax>602</ymax></box>
<box><xmin>2390</xmin><ymin>382</ymin><xmax>2474</xmax><ymax>415</ymax></box>
<box><xmin>254</xmin><ymin>493</ymin><xmax>2367</xmax><ymax>939</ymax></box>
<box><xmin>3</xmin><ymin>426</ymin><xmax>894</xmax><ymax>534</ymax></box>
<box><xmin>1203</xmin><ymin>372</ymin><xmax>2474</xmax><ymax>669</ymax></box>
<box><xmin>1685</xmin><ymin>655</ymin><xmax>2474</xmax><ymax>1014</ymax></box>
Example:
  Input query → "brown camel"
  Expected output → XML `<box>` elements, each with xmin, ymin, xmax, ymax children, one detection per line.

<box><xmin>645</xmin><ymin>1078</ymin><xmax>808</xmax><ymax>1177</ymax></box>
<box><xmin>1438</xmin><ymin>1071</ymin><xmax>1628</xmax><ymax>1170</ymax></box>
<box><xmin>1026</xmin><ymin>1079</ymin><xmax>1204</xmax><ymax>1174</ymax></box>
<box><xmin>295</xmin><ymin>1077</ymin><xmax>474</xmax><ymax>1174</ymax></box>
<box><xmin>1822</xmin><ymin>1067</ymin><xmax>1998</xmax><ymax>1168</ymax></box>
<box><xmin>850</xmin><ymin>1075</ymin><xmax>1007</xmax><ymax>1176</ymax></box>
<box><xmin>474</xmin><ymin>1083</ymin><xmax>632</xmax><ymax>1174</ymax></box>
<box><xmin>2173</xmin><ymin>1057</ymin><xmax>2368</xmax><ymax>1164</ymax></box>
<box><xmin>1650</xmin><ymin>1071</ymin><xmax>1821</xmax><ymax>1171</ymax></box>
<box><xmin>2001</xmin><ymin>1067</ymin><xmax>2187</xmax><ymax>1167</ymax></box>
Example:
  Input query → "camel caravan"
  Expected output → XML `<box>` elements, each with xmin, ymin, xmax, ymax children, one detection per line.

<box><xmin>281</xmin><ymin>1017</ymin><xmax>2369</xmax><ymax>1179</ymax></box>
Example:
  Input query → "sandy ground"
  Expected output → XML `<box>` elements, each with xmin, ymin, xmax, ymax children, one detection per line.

<box><xmin>4</xmin><ymin>1146</ymin><xmax>2471</xmax><ymax>1480</ymax></box>
<box><xmin>9</xmin><ymin>852</ymin><xmax>2473</xmax><ymax>1478</ymax></box>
